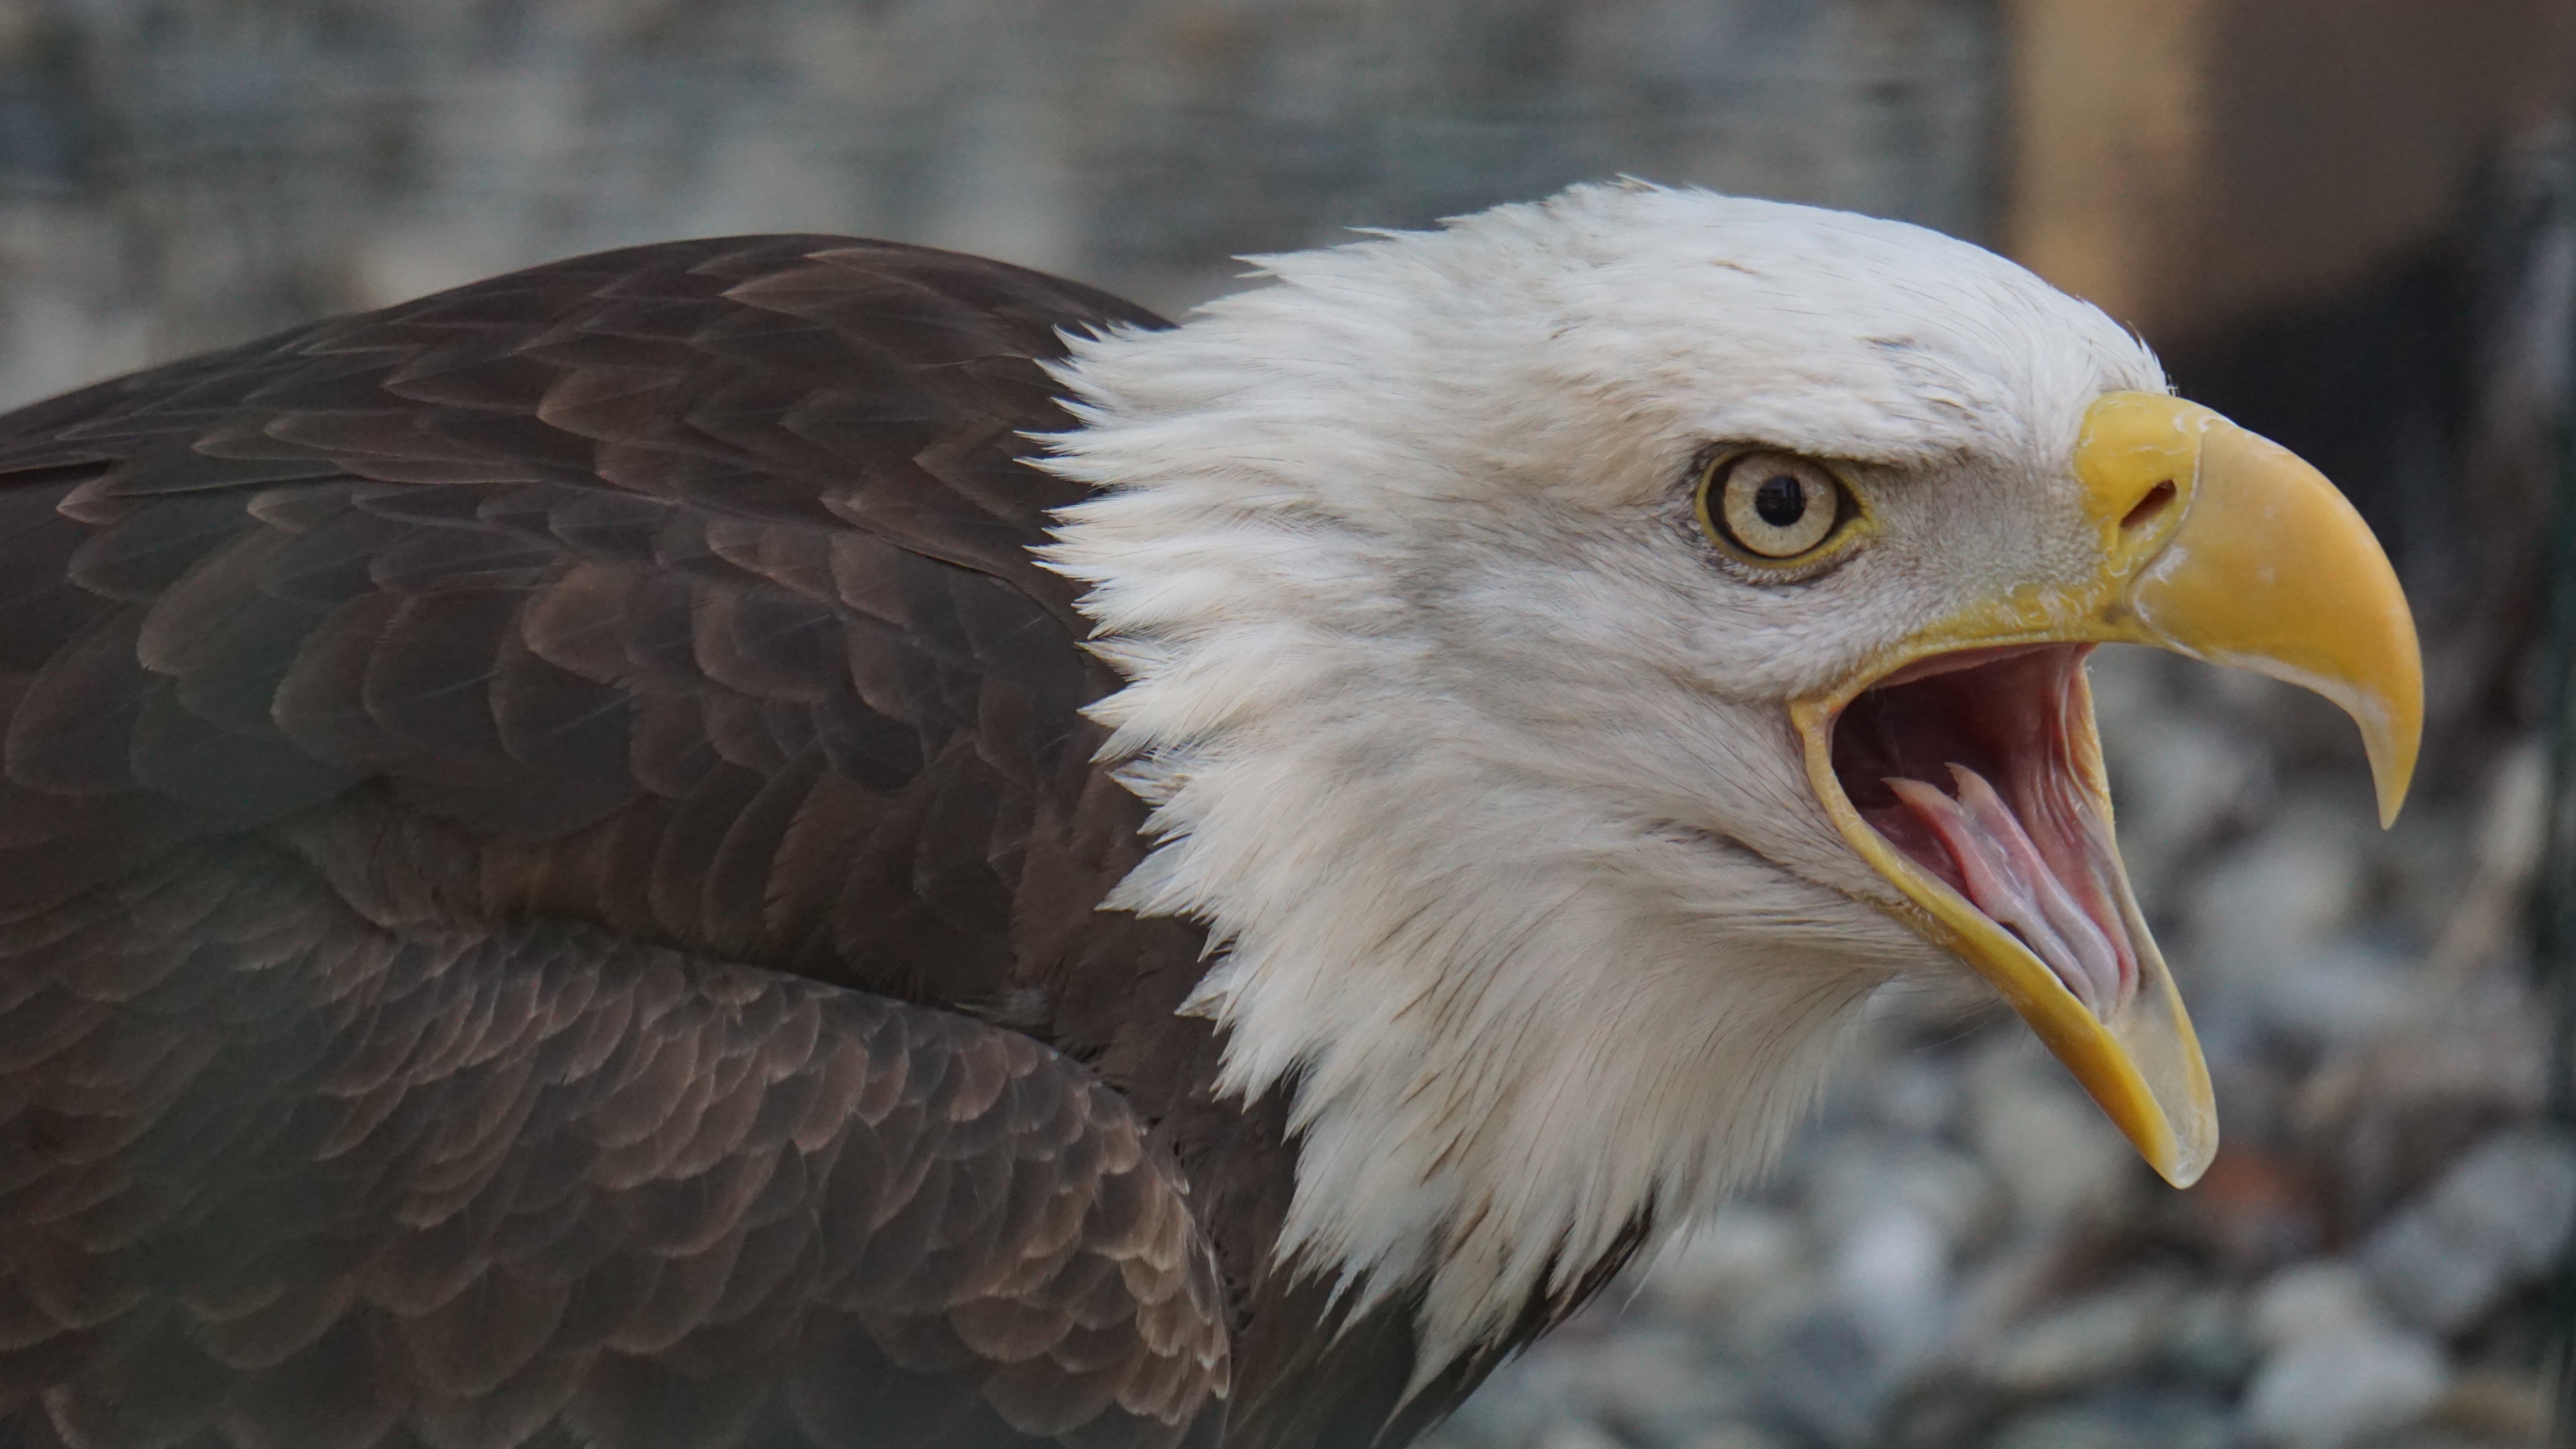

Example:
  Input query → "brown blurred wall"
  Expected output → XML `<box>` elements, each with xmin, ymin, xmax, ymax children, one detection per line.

<box><xmin>2005</xmin><ymin>0</ymin><xmax>2575</xmax><ymax>345</ymax></box>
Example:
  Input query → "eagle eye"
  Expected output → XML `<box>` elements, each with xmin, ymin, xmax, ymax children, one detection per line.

<box><xmin>1698</xmin><ymin>451</ymin><xmax>1847</xmax><ymax>561</ymax></box>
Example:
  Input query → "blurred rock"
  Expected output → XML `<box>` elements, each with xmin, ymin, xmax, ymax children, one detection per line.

<box><xmin>1986</xmin><ymin>1397</ymin><xmax>2234</xmax><ymax>1449</ymax></box>
<box><xmin>1679</xmin><ymin>1429</ymin><xmax>1788</xmax><ymax>1449</ymax></box>
<box><xmin>2251</xmin><ymin>1260</ymin><xmax>2391</xmax><ymax>1352</ymax></box>
<box><xmin>1807</xmin><ymin>1136</ymin><xmax>1998</xmax><ymax>1251</ymax></box>
<box><xmin>2416</xmin><ymin>1369</ymin><xmax>2551</xmax><ymax>1446</ymax></box>
<box><xmin>2184</xmin><ymin>800</ymin><xmax>2378</xmax><ymax>1034</ymax></box>
<box><xmin>2185</xmin><ymin>1144</ymin><xmax>2326</xmax><ymax>1270</ymax></box>
<box><xmin>1749</xmin><ymin>1310</ymin><xmax>1884</xmax><ymax>1446</ymax></box>
<box><xmin>1868</xmin><ymin>1054</ymin><xmax>1966</xmax><ymax>1138</ymax></box>
<box><xmin>2362</xmin><ymin>1127</ymin><xmax>2576</xmax><ymax>1333</ymax></box>
<box><xmin>2243</xmin><ymin>1325</ymin><xmax>2450</xmax><ymax>1449</ymax></box>
<box><xmin>1966</xmin><ymin>1040</ymin><xmax>2133</xmax><ymax>1230</ymax></box>
<box><xmin>1532</xmin><ymin>1420</ymin><xmax>1626</xmax><ymax>1449</ymax></box>
<box><xmin>1641</xmin><ymin>1205</ymin><xmax>1809</xmax><ymax>1330</ymax></box>
<box><xmin>2257</xmin><ymin>940</ymin><xmax>2422</xmax><ymax>1049</ymax></box>
<box><xmin>2163</xmin><ymin>1286</ymin><xmax>2260</xmax><ymax>1387</ymax></box>
<box><xmin>1829</xmin><ymin>1202</ymin><xmax>1950</xmax><ymax>1362</ymax></box>
<box><xmin>1981</xmin><ymin>1276</ymin><xmax>2179</xmax><ymax>1392</ymax></box>
<box><xmin>2410</xmin><ymin>742</ymin><xmax>2548</xmax><ymax>976</ymax></box>
<box><xmin>1580</xmin><ymin>1329</ymin><xmax>1745</xmax><ymax>1449</ymax></box>
<box><xmin>1983</xmin><ymin>1405</ymin><xmax>2156</xmax><ymax>1449</ymax></box>
<box><xmin>1807</xmin><ymin>1135</ymin><xmax>1996</xmax><ymax>1361</ymax></box>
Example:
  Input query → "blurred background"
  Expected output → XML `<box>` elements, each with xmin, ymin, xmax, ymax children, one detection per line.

<box><xmin>0</xmin><ymin>1</ymin><xmax>2571</xmax><ymax>1445</ymax></box>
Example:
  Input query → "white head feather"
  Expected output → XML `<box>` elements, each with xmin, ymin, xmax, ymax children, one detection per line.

<box><xmin>1039</xmin><ymin>182</ymin><xmax>2163</xmax><ymax>1377</ymax></box>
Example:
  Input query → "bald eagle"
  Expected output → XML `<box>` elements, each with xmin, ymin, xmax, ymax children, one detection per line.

<box><xmin>0</xmin><ymin>183</ymin><xmax>2416</xmax><ymax>1449</ymax></box>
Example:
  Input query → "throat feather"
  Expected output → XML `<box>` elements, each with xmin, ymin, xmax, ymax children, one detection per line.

<box><xmin>1098</xmin><ymin>713</ymin><xmax>1889</xmax><ymax>1373</ymax></box>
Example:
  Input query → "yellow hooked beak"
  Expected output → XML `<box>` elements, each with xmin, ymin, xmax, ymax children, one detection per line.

<box><xmin>1794</xmin><ymin>392</ymin><xmax>2422</xmax><ymax>1187</ymax></box>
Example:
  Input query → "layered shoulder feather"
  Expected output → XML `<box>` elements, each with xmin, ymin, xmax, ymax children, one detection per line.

<box><xmin>0</xmin><ymin>236</ymin><xmax>1253</xmax><ymax>1449</ymax></box>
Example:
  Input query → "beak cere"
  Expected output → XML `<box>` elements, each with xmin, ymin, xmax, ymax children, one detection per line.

<box><xmin>1792</xmin><ymin>392</ymin><xmax>2425</xmax><ymax>1189</ymax></box>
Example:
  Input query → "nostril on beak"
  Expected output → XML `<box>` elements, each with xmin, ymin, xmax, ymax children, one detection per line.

<box><xmin>2120</xmin><ymin>480</ymin><xmax>2177</xmax><ymax>533</ymax></box>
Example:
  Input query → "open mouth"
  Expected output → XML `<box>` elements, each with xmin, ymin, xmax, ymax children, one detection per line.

<box><xmin>1793</xmin><ymin>635</ymin><xmax>2221</xmax><ymax>1186</ymax></box>
<box><xmin>1825</xmin><ymin>644</ymin><xmax>2138</xmax><ymax>1021</ymax></box>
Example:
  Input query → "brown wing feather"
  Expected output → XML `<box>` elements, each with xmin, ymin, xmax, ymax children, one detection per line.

<box><xmin>0</xmin><ymin>238</ymin><xmax>1242</xmax><ymax>1448</ymax></box>
<box><xmin>0</xmin><ymin>842</ymin><xmax>1228</xmax><ymax>1449</ymax></box>
<box><xmin>0</xmin><ymin>235</ymin><xmax>1190</xmax><ymax>1013</ymax></box>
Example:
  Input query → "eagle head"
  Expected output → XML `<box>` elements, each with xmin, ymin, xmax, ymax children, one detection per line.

<box><xmin>1039</xmin><ymin>182</ymin><xmax>2419</xmax><ymax>1373</ymax></box>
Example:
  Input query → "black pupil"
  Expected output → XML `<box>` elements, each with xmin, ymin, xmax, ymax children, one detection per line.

<box><xmin>1752</xmin><ymin>472</ymin><xmax>1807</xmax><ymax>528</ymax></box>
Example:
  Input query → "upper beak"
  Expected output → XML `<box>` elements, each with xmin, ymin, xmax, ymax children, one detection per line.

<box><xmin>1793</xmin><ymin>391</ymin><xmax>2422</xmax><ymax>1187</ymax></box>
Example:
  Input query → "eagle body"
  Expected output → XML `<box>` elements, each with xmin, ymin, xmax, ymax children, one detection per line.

<box><xmin>0</xmin><ymin>236</ymin><xmax>1439</xmax><ymax>1448</ymax></box>
<box><xmin>0</xmin><ymin>187</ymin><xmax>2426</xmax><ymax>1449</ymax></box>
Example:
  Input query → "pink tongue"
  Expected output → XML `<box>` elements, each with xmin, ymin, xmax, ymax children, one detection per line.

<box><xmin>1886</xmin><ymin>765</ymin><xmax>2127</xmax><ymax>1018</ymax></box>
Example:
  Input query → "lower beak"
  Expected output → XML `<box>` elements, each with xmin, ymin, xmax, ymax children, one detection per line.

<box><xmin>1796</xmin><ymin>392</ymin><xmax>2422</xmax><ymax>1188</ymax></box>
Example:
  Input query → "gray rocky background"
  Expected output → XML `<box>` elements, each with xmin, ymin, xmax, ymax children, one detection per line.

<box><xmin>0</xmin><ymin>3</ymin><xmax>2568</xmax><ymax>1446</ymax></box>
<box><xmin>0</xmin><ymin>0</ymin><xmax>1994</xmax><ymax>402</ymax></box>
